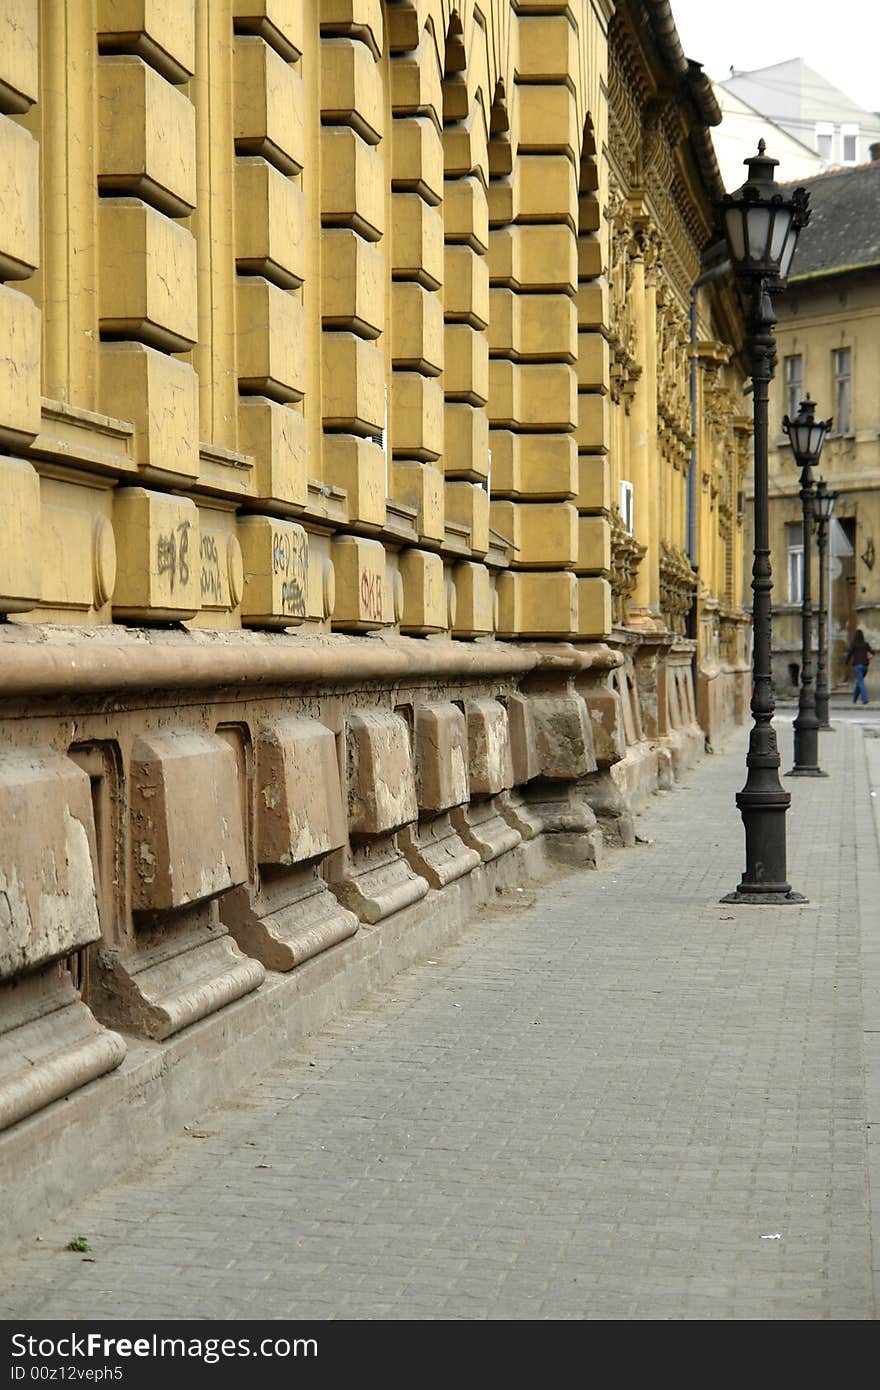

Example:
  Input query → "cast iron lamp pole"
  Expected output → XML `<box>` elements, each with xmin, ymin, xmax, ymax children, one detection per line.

<box><xmin>815</xmin><ymin>478</ymin><xmax>837</xmax><ymax>729</ymax></box>
<box><xmin>719</xmin><ymin>142</ymin><xmax>810</xmax><ymax>904</ymax></box>
<box><xmin>785</xmin><ymin>397</ymin><xmax>831</xmax><ymax>775</ymax></box>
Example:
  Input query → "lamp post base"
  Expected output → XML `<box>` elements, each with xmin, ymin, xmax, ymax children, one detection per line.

<box><xmin>721</xmin><ymin>888</ymin><xmax>808</xmax><ymax>904</ymax></box>
<box><xmin>786</xmin><ymin>767</ymin><xmax>828</xmax><ymax>777</ymax></box>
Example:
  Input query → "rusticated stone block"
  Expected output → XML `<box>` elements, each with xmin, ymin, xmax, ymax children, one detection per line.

<box><xmin>465</xmin><ymin>698</ymin><xmax>513</xmax><ymax>796</ymax></box>
<box><xmin>0</xmin><ymin>285</ymin><xmax>40</xmax><ymax>450</ymax></box>
<box><xmin>451</xmin><ymin>560</ymin><xmax>493</xmax><ymax>637</ymax></box>
<box><xmin>576</xmin><ymin>454</ymin><xmax>610</xmax><ymax>511</ymax></box>
<box><xmin>237</xmin><ymin>276</ymin><xmax>305</xmax><ymax>403</ymax></box>
<box><xmin>582</xmin><ymin>687</ymin><xmax>626</xmax><ymax>767</ymax></box>
<box><xmin>495</xmin><ymin>570</ymin><xmax>578</xmax><ymax>639</ymax></box>
<box><xmin>321</xmin><ymin>126</ymin><xmax>384</xmax><ymax>240</ymax></box>
<box><xmin>238</xmin><ymin>515</ymin><xmax>308</xmax><ymax>627</ymax></box>
<box><xmin>578</xmin><ymin>576</ymin><xmax>612</xmax><ymax>639</ymax></box>
<box><xmin>399</xmin><ymin>547</ymin><xmax>446</xmax><ymax>632</ymax></box>
<box><xmin>391</xmin><ymin>374</ymin><xmax>444</xmax><ymax>464</ymax></box>
<box><xmin>113</xmin><ymin>487</ymin><xmax>200</xmax><ymax>620</ymax></box>
<box><xmin>346</xmin><ymin>711</ymin><xmax>418</xmax><ymax>837</ymax></box>
<box><xmin>0</xmin><ymin>113</ymin><xmax>38</xmax><ymax>280</ymax></box>
<box><xmin>322</xmin><ymin>228</ymin><xmax>384</xmax><ymax>336</ymax></box>
<box><xmin>445</xmin><ymin>480</ymin><xmax>489</xmax><ymax>555</ymax></box>
<box><xmin>238</xmin><ymin>396</ymin><xmax>307</xmax><ymax>510</ymax></box>
<box><xmin>391</xmin><ymin>193</ymin><xmax>444</xmax><ymax>289</ymax></box>
<box><xmin>516</xmin><ymin>15</ymin><xmax>578</xmax><ymax>81</ymax></box>
<box><xmin>101</xmin><ymin>342</ymin><xmax>199</xmax><ymax>482</ymax></box>
<box><xmin>322</xmin><ymin>332</ymin><xmax>384</xmax><ymax>434</ymax></box>
<box><xmin>506</xmin><ymin>692</ymin><xmax>539</xmax><ymax>785</ymax></box>
<box><xmin>323</xmin><ymin>434</ymin><xmax>385</xmax><ymax>529</ymax></box>
<box><xmin>97</xmin><ymin>55</ymin><xmax>196</xmax><ymax>218</ymax></box>
<box><xmin>234</xmin><ymin>34</ymin><xmax>303</xmax><ymax>174</ymax></box>
<box><xmin>331</xmin><ymin>534</ymin><xmax>388</xmax><ymax>629</ymax></box>
<box><xmin>129</xmin><ymin>730</ymin><xmax>248</xmax><ymax>913</ymax></box>
<box><xmin>530</xmin><ymin>692</ymin><xmax>596</xmax><ymax>780</ymax></box>
<box><xmin>321</xmin><ymin>37</ymin><xmax>383</xmax><ymax>144</ymax></box>
<box><xmin>0</xmin><ymin>0</ymin><xmax>38</xmax><ymax>113</ymax></box>
<box><xmin>577</xmin><ymin>514</ymin><xmax>611</xmax><ymax>574</ymax></box>
<box><xmin>255</xmin><ymin>718</ymin><xmax>346</xmax><ymax>866</ymax></box>
<box><xmin>0</xmin><ymin>456</ymin><xmax>40</xmax><ymax>614</ymax></box>
<box><xmin>99</xmin><ymin>197</ymin><xmax>198</xmax><ymax>352</ymax></box>
<box><xmin>0</xmin><ymin>750</ymin><xmax>101</xmax><ymax>980</ymax></box>
<box><xmin>490</xmin><ymin>499</ymin><xmax>577</xmax><ymax>568</ymax></box>
<box><xmin>98</xmin><ymin>0</ymin><xmax>195</xmax><ymax>83</ymax></box>
<box><xmin>489</xmin><ymin>432</ymin><xmax>577</xmax><ymax>500</ymax></box>
<box><xmin>234</xmin><ymin>2</ymin><xmax>303</xmax><ymax>61</ymax></box>
<box><xmin>412</xmin><ymin>702</ymin><xmax>469</xmax><ymax>813</ymax></box>
<box><xmin>443</xmin><ymin>175</ymin><xmax>488</xmax><ymax>253</ymax></box>
<box><xmin>444</xmin><ymin>402</ymin><xmax>489</xmax><ymax>481</ymax></box>
<box><xmin>235</xmin><ymin>155</ymin><xmax>305</xmax><ymax>289</ymax></box>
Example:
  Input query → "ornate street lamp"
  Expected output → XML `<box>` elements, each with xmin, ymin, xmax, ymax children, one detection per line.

<box><xmin>815</xmin><ymin>478</ymin><xmax>837</xmax><ymax>730</ymax></box>
<box><xmin>784</xmin><ymin>397</ymin><xmax>831</xmax><ymax>775</ymax></box>
<box><xmin>719</xmin><ymin>142</ymin><xmax>811</xmax><ymax>904</ymax></box>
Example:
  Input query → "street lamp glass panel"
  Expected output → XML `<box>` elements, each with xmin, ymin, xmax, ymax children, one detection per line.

<box><xmin>769</xmin><ymin>209</ymin><xmax>791</xmax><ymax>263</ymax></box>
<box><xmin>724</xmin><ymin>205</ymin><xmax>746</xmax><ymax>261</ymax></box>
<box><xmin>816</xmin><ymin>487</ymin><xmax>836</xmax><ymax>522</ymax></box>
<box><xmin>778</xmin><ymin>222</ymin><xmax>798</xmax><ymax>277</ymax></box>
<box><xmin>809</xmin><ymin>423</ymin><xmax>826</xmax><ymax>456</ymax></box>
<box><xmin>745</xmin><ymin>206</ymin><xmax>772</xmax><ymax>262</ymax></box>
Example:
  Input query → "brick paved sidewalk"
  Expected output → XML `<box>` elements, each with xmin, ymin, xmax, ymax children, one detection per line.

<box><xmin>1</xmin><ymin>715</ymin><xmax>877</xmax><ymax>1320</ymax></box>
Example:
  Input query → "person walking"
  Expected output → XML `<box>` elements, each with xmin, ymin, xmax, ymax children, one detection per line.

<box><xmin>845</xmin><ymin>628</ymin><xmax>875</xmax><ymax>704</ymax></box>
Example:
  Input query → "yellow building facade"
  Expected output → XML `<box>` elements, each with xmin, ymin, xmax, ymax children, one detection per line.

<box><xmin>0</xmin><ymin>0</ymin><xmax>747</xmax><ymax>1191</ymax></box>
<box><xmin>758</xmin><ymin>164</ymin><xmax>880</xmax><ymax>699</ymax></box>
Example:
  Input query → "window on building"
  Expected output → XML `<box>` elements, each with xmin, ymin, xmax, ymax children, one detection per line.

<box><xmin>815</xmin><ymin>122</ymin><xmax>834</xmax><ymax>161</ymax></box>
<box><xmin>787</xmin><ymin>522</ymin><xmax>804</xmax><ymax>604</ymax></box>
<box><xmin>841</xmin><ymin>124</ymin><xmax>859</xmax><ymax>163</ymax></box>
<box><xmin>619</xmin><ymin>480</ymin><xmax>634</xmax><ymax>534</ymax></box>
<box><xmin>833</xmin><ymin>347</ymin><xmax>852</xmax><ymax>433</ymax></box>
<box><xmin>784</xmin><ymin>353</ymin><xmax>803</xmax><ymax>420</ymax></box>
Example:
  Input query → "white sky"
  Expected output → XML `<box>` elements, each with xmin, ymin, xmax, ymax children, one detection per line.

<box><xmin>669</xmin><ymin>0</ymin><xmax>880</xmax><ymax>115</ymax></box>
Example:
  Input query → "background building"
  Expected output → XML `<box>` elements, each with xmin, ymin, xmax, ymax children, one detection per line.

<box><xmin>712</xmin><ymin>80</ymin><xmax>821</xmax><ymax>191</ymax></box>
<box><xmin>749</xmin><ymin>158</ymin><xmax>880</xmax><ymax>697</ymax></box>
<box><xmin>0</xmin><ymin>1</ymin><xmax>746</xmax><ymax>1164</ymax></box>
<box><xmin>721</xmin><ymin>59</ymin><xmax>880</xmax><ymax>172</ymax></box>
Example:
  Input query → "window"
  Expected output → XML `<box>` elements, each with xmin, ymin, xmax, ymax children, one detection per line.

<box><xmin>787</xmin><ymin>522</ymin><xmax>804</xmax><ymax>604</ymax></box>
<box><xmin>841</xmin><ymin>124</ymin><xmax>859</xmax><ymax>164</ymax></box>
<box><xmin>815</xmin><ymin>121</ymin><xmax>834</xmax><ymax>161</ymax></box>
<box><xmin>784</xmin><ymin>353</ymin><xmax>803</xmax><ymax>420</ymax></box>
<box><xmin>619</xmin><ymin>480</ymin><xmax>634</xmax><ymax>534</ymax></box>
<box><xmin>833</xmin><ymin>347</ymin><xmax>852</xmax><ymax>433</ymax></box>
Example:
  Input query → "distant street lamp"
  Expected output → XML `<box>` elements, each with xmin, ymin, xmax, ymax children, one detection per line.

<box><xmin>815</xmin><ymin>477</ymin><xmax>837</xmax><ymax>730</ymax></box>
<box><xmin>719</xmin><ymin>142</ymin><xmax>811</xmax><ymax>905</ymax></box>
<box><xmin>784</xmin><ymin>396</ymin><xmax>831</xmax><ymax>775</ymax></box>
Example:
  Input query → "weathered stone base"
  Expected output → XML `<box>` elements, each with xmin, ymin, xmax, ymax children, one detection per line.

<box><xmin>332</xmin><ymin>839</ymin><xmax>429</xmax><ymax>924</ymax></box>
<box><xmin>662</xmin><ymin>721</ymin><xmax>705</xmax><ymax>774</ymax></box>
<box><xmin>92</xmin><ymin>920</ymin><xmax>266</xmax><ymax>1042</ymax></box>
<box><xmin>223</xmin><ymin>871</ymin><xmax>359</xmax><ymax>972</ymax></box>
<box><xmin>498</xmin><ymin>791</ymin><xmax>544</xmax><ymax>841</ymax></box>
<box><xmin>0</xmin><ymin>970</ymin><xmax>126</xmax><ymax>1131</ymax></box>
<box><xmin>523</xmin><ymin>787</ymin><xmax>604</xmax><ymax>867</ymax></box>
<box><xmin>452</xmin><ymin>798</ymin><xmax>522</xmax><ymax>862</ymax></box>
<box><xmin>399</xmin><ymin>815</ymin><xmax>482</xmax><ymax>889</ymax></box>
<box><xmin>0</xmin><ymin>834</ymin><xmax>546</xmax><ymax>1245</ymax></box>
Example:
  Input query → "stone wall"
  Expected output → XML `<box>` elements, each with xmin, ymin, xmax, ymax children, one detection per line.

<box><xmin>0</xmin><ymin>1</ymin><xmax>746</xmax><ymax>1168</ymax></box>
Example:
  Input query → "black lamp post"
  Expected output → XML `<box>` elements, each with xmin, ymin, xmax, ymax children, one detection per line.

<box><xmin>815</xmin><ymin>478</ymin><xmax>837</xmax><ymax>729</ymax></box>
<box><xmin>785</xmin><ymin>397</ymin><xmax>831</xmax><ymax>775</ymax></box>
<box><xmin>719</xmin><ymin>142</ymin><xmax>811</xmax><ymax>905</ymax></box>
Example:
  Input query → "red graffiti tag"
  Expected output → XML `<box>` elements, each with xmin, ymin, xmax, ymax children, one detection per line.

<box><xmin>360</xmin><ymin>569</ymin><xmax>383</xmax><ymax>621</ymax></box>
